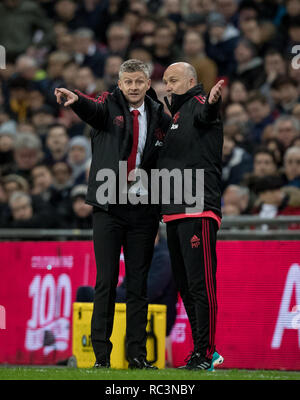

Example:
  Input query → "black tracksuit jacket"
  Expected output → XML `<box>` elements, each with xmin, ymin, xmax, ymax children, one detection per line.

<box><xmin>70</xmin><ymin>87</ymin><xmax>171</xmax><ymax>211</ymax></box>
<box><xmin>157</xmin><ymin>84</ymin><xmax>223</xmax><ymax>218</ymax></box>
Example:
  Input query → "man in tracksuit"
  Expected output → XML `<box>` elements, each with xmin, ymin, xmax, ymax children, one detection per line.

<box><xmin>158</xmin><ymin>62</ymin><xmax>224</xmax><ymax>370</ymax></box>
<box><xmin>54</xmin><ymin>59</ymin><xmax>171</xmax><ymax>369</ymax></box>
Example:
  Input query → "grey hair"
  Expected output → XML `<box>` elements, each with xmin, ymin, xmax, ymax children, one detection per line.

<box><xmin>119</xmin><ymin>59</ymin><xmax>151</xmax><ymax>79</ymax></box>
<box><xmin>73</xmin><ymin>28</ymin><xmax>94</xmax><ymax>40</ymax></box>
<box><xmin>226</xmin><ymin>184</ymin><xmax>250</xmax><ymax>198</ymax></box>
<box><xmin>274</xmin><ymin>115</ymin><xmax>300</xmax><ymax>133</ymax></box>
<box><xmin>284</xmin><ymin>146</ymin><xmax>300</xmax><ymax>160</ymax></box>
<box><xmin>14</xmin><ymin>133</ymin><xmax>42</xmax><ymax>151</ymax></box>
<box><xmin>8</xmin><ymin>191</ymin><xmax>32</xmax><ymax>207</ymax></box>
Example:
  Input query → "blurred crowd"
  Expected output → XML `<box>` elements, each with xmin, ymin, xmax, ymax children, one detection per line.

<box><xmin>0</xmin><ymin>0</ymin><xmax>300</xmax><ymax>229</ymax></box>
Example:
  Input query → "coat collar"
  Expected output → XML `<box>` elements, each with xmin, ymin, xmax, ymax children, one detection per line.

<box><xmin>164</xmin><ymin>84</ymin><xmax>205</xmax><ymax>116</ymax></box>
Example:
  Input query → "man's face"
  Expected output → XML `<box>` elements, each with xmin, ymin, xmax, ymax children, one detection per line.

<box><xmin>183</xmin><ymin>32</ymin><xmax>203</xmax><ymax>57</ymax></box>
<box><xmin>118</xmin><ymin>71</ymin><xmax>150</xmax><ymax>107</ymax></box>
<box><xmin>254</xmin><ymin>153</ymin><xmax>277</xmax><ymax>177</ymax></box>
<box><xmin>32</xmin><ymin>166</ymin><xmax>53</xmax><ymax>193</ymax></box>
<box><xmin>46</xmin><ymin>127</ymin><xmax>69</xmax><ymax>152</ymax></box>
<box><xmin>246</xmin><ymin>100</ymin><xmax>270</xmax><ymax>124</ymax></box>
<box><xmin>10</xmin><ymin>197</ymin><xmax>33</xmax><ymax>221</ymax></box>
<box><xmin>14</xmin><ymin>148</ymin><xmax>40</xmax><ymax>170</ymax></box>
<box><xmin>276</xmin><ymin>121</ymin><xmax>298</xmax><ymax>148</ymax></box>
<box><xmin>284</xmin><ymin>151</ymin><xmax>300</xmax><ymax>180</ymax></box>
<box><xmin>163</xmin><ymin>64</ymin><xmax>195</xmax><ymax>102</ymax></box>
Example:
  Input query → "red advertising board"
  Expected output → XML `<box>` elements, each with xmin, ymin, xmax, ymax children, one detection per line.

<box><xmin>0</xmin><ymin>241</ymin><xmax>299</xmax><ymax>370</ymax></box>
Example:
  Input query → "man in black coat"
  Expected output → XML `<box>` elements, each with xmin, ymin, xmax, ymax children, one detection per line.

<box><xmin>158</xmin><ymin>62</ymin><xmax>224</xmax><ymax>371</ymax></box>
<box><xmin>54</xmin><ymin>59</ymin><xmax>171</xmax><ymax>369</ymax></box>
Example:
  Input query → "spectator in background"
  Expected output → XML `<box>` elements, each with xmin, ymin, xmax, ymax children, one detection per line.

<box><xmin>222</xmin><ymin>184</ymin><xmax>251</xmax><ymax>216</ymax></box>
<box><xmin>0</xmin><ymin>121</ymin><xmax>17</xmax><ymax>174</ymax></box>
<box><xmin>282</xmin><ymin>146</ymin><xmax>300</xmax><ymax>188</ymax></box>
<box><xmin>14</xmin><ymin>55</ymin><xmax>42</xmax><ymax>83</ymax></box>
<box><xmin>264</xmin><ymin>137</ymin><xmax>285</xmax><ymax>168</ymax></box>
<box><xmin>0</xmin><ymin>0</ymin><xmax>54</xmax><ymax>58</ymax></box>
<box><xmin>106</xmin><ymin>22</ymin><xmax>131</xmax><ymax>58</ymax></box>
<box><xmin>260</xmin><ymin>49</ymin><xmax>287</xmax><ymax>105</ymax></box>
<box><xmin>227</xmin><ymin>79</ymin><xmax>248</xmax><ymax>105</ymax></box>
<box><xmin>181</xmin><ymin>30</ymin><xmax>218</xmax><ymax>93</ymax></box>
<box><xmin>181</xmin><ymin>13</ymin><xmax>207</xmax><ymax>36</ymax></box>
<box><xmin>44</xmin><ymin>124</ymin><xmax>69</xmax><ymax>166</ymax></box>
<box><xmin>31</xmin><ymin>163</ymin><xmax>54</xmax><ymax>200</ymax></box>
<box><xmin>222</xmin><ymin>133</ymin><xmax>253</xmax><ymax>192</ymax></box>
<box><xmin>99</xmin><ymin>55</ymin><xmax>124</xmax><ymax>92</ymax></box>
<box><xmin>152</xmin><ymin>22</ymin><xmax>181</xmax><ymax>69</ymax></box>
<box><xmin>216</xmin><ymin>0</ymin><xmax>239</xmax><ymax>26</ymax></box>
<box><xmin>30</xmin><ymin>105</ymin><xmax>56</xmax><ymax>139</ymax></box>
<box><xmin>271</xmin><ymin>76</ymin><xmax>300</xmax><ymax>115</ymax></box>
<box><xmin>74</xmin><ymin>67</ymin><xmax>99</xmax><ymax>98</ymax></box>
<box><xmin>50</xmin><ymin>160</ymin><xmax>74</xmax><ymax>220</ymax></box>
<box><xmin>67</xmin><ymin>184</ymin><xmax>92</xmax><ymax>229</ymax></box>
<box><xmin>128</xmin><ymin>46</ymin><xmax>165</xmax><ymax>81</ymax></box>
<box><xmin>232</xmin><ymin>38</ymin><xmax>265</xmax><ymax>90</ymax></box>
<box><xmin>273</xmin><ymin>115</ymin><xmax>300</xmax><ymax>149</ymax></box>
<box><xmin>252</xmin><ymin>175</ymin><xmax>300</xmax><ymax>225</ymax></box>
<box><xmin>27</xmin><ymin>88</ymin><xmax>47</xmax><ymax>115</ymax></box>
<box><xmin>205</xmin><ymin>12</ymin><xmax>240</xmax><ymax>77</ymax></box>
<box><xmin>73</xmin><ymin>28</ymin><xmax>107</xmax><ymax>78</ymax></box>
<box><xmin>242</xmin><ymin>147</ymin><xmax>278</xmax><ymax>194</ymax></box>
<box><xmin>51</xmin><ymin>161</ymin><xmax>73</xmax><ymax>190</ymax></box>
<box><xmin>67</xmin><ymin>136</ymin><xmax>91</xmax><ymax>185</ymax></box>
<box><xmin>7</xmin><ymin>77</ymin><xmax>31</xmax><ymax>123</ymax></box>
<box><xmin>2</xmin><ymin>174</ymin><xmax>30</xmax><ymax>199</ymax></box>
<box><xmin>245</xmin><ymin>92</ymin><xmax>275</xmax><ymax>144</ymax></box>
<box><xmin>292</xmin><ymin>103</ymin><xmax>300</xmax><ymax>123</ymax></box>
<box><xmin>225</xmin><ymin>102</ymin><xmax>249</xmax><ymax>125</ymax></box>
<box><xmin>54</xmin><ymin>0</ymin><xmax>78</xmax><ymax>30</ymax></box>
<box><xmin>61</xmin><ymin>61</ymin><xmax>79</xmax><ymax>89</ymax></box>
<box><xmin>45</xmin><ymin>51</ymin><xmax>72</xmax><ymax>89</ymax></box>
<box><xmin>12</xmin><ymin>133</ymin><xmax>43</xmax><ymax>181</ymax></box>
<box><xmin>135</xmin><ymin>15</ymin><xmax>157</xmax><ymax>48</ymax></box>
<box><xmin>3</xmin><ymin>190</ymin><xmax>61</xmax><ymax>228</ymax></box>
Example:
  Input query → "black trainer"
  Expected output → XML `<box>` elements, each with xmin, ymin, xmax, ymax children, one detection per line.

<box><xmin>185</xmin><ymin>353</ymin><xmax>212</xmax><ymax>370</ymax></box>
<box><xmin>128</xmin><ymin>357</ymin><xmax>158</xmax><ymax>370</ymax></box>
<box><xmin>178</xmin><ymin>350</ymin><xmax>197</xmax><ymax>369</ymax></box>
<box><xmin>94</xmin><ymin>359</ymin><xmax>110</xmax><ymax>368</ymax></box>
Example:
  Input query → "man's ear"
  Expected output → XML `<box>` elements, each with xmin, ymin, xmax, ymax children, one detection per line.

<box><xmin>147</xmin><ymin>79</ymin><xmax>151</xmax><ymax>90</ymax></box>
<box><xmin>118</xmin><ymin>80</ymin><xmax>122</xmax><ymax>90</ymax></box>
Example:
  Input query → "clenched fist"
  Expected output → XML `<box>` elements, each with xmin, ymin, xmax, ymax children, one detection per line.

<box><xmin>54</xmin><ymin>88</ymin><xmax>78</xmax><ymax>106</ymax></box>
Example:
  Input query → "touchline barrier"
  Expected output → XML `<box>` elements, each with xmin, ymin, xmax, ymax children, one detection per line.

<box><xmin>0</xmin><ymin>224</ymin><xmax>299</xmax><ymax>369</ymax></box>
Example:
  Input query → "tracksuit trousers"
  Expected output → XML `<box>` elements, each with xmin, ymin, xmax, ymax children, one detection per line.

<box><xmin>91</xmin><ymin>204</ymin><xmax>159</xmax><ymax>362</ymax></box>
<box><xmin>166</xmin><ymin>217</ymin><xmax>218</xmax><ymax>359</ymax></box>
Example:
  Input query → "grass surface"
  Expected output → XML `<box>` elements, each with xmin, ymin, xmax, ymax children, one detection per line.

<box><xmin>0</xmin><ymin>366</ymin><xmax>300</xmax><ymax>380</ymax></box>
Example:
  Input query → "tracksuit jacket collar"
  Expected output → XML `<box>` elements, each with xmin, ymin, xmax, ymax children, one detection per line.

<box><xmin>164</xmin><ymin>84</ymin><xmax>205</xmax><ymax>116</ymax></box>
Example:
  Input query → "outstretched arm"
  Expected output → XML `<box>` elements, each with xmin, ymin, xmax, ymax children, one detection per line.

<box><xmin>198</xmin><ymin>80</ymin><xmax>224</xmax><ymax>123</ymax></box>
<box><xmin>54</xmin><ymin>88</ymin><xmax>106</xmax><ymax>130</ymax></box>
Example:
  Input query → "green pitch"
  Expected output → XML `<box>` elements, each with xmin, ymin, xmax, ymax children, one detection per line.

<box><xmin>0</xmin><ymin>366</ymin><xmax>300</xmax><ymax>380</ymax></box>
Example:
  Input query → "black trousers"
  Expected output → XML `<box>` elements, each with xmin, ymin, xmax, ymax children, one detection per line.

<box><xmin>166</xmin><ymin>217</ymin><xmax>218</xmax><ymax>359</ymax></box>
<box><xmin>91</xmin><ymin>204</ymin><xmax>159</xmax><ymax>362</ymax></box>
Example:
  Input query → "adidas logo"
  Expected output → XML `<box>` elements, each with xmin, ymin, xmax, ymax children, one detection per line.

<box><xmin>190</xmin><ymin>235</ymin><xmax>200</xmax><ymax>248</ymax></box>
